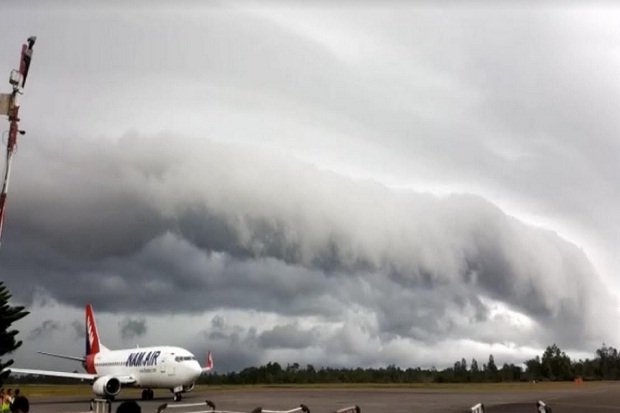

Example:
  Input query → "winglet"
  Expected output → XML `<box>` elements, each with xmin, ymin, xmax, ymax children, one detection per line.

<box><xmin>202</xmin><ymin>351</ymin><xmax>213</xmax><ymax>372</ymax></box>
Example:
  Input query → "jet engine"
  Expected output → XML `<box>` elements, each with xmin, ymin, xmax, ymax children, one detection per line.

<box><xmin>182</xmin><ymin>383</ymin><xmax>195</xmax><ymax>392</ymax></box>
<box><xmin>92</xmin><ymin>376</ymin><xmax>121</xmax><ymax>398</ymax></box>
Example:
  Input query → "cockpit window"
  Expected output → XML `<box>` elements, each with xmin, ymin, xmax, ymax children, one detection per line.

<box><xmin>174</xmin><ymin>356</ymin><xmax>196</xmax><ymax>362</ymax></box>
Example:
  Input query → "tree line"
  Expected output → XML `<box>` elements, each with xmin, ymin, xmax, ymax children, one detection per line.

<box><xmin>197</xmin><ymin>343</ymin><xmax>620</xmax><ymax>385</ymax></box>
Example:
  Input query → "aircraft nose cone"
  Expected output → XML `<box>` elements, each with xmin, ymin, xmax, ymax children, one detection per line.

<box><xmin>189</xmin><ymin>361</ymin><xmax>201</xmax><ymax>377</ymax></box>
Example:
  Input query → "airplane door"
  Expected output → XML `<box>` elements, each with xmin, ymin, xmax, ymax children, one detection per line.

<box><xmin>160</xmin><ymin>356</ymin><xmax>166</xmax><ymax>373</ymax></box>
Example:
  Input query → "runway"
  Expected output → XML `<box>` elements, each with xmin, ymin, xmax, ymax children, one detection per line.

<box><xmin>26</xmin><ymin>382</ymin><xmax>620</xmax><ymax>413</ymax></box>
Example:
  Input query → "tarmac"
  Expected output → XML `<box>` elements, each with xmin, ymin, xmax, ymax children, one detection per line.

<box><xmin>26</xmin><ymin>382</ymin><xmax>620</xmax><ymax>413</ymax></box>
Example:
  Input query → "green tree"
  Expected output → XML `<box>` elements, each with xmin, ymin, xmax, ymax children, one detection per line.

<box><xmin>500</xmin><ymin>363</ymin><xmax>512</xmax><ymax>381</ymax></box>
<box><xmin>595</xmin><ymin>343</ymin><xmax>619</xmax><ymax>379</ymax></box>
<box><xmin>0</xmin><ymin>282</ymin><xmax>29</xmax><ymax>387</ymax></box>
<box><xmin>487</xmin><ymin>354</ymin><xmax>497</xmax><ymax>372</ymax></box>
<box><xmin>470</xmin><ymin>358</ymin><xmax>479</xmax><ymax>373</ymax></box>
<box><xmin>470</xmin><ymin>358</ymin><xmax>480</xmax><ymax>381</ymax></box>
<box><xmin>460</xmin><ymin>358</ymin><xmax>468</xmax><ymax>372</ymax></box>
<box><xmin>540</xmin><ymin>344</ymin><xmax>573</xmax><ymax>381</ymax></box>
<box><xmin>485</xmin><ymin>354</ymin><xmax>498</xmax><ymax>382</ymax></box>
<box><xmin>525</xmin><ymin>355</ymin><xmax>542</xmax><ymax>381</ymax></box>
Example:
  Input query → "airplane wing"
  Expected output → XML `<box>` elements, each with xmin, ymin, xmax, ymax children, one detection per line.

<box><xmin>7</xmin><ymin>368</ymin><xmax>96</xmax><ymax>380</ymax></box>
<box><xmin>8</xmin><ymin>368</ymin><xmax>137</xmax><ymax>385</ymax></box>
<box><xmin>37</xmin><ymin>351</ymin><xmax>86</xmax><ymax>362</ymax></box>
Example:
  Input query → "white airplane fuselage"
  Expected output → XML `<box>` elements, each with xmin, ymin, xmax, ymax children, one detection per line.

<box><xmin>92</xmin><ymin>346</ymin><xmax>202</xmax><ymax>388</ymax></box>
<box><xmin>5</xmin><ymin>305</ymin><xmax>213</xmax><ymax>402</ymax></box>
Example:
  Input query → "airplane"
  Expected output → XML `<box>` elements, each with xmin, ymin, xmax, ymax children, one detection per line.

<box><xmin>6</xmin><ymin>304</ymin><xmax>213</xmax><ymax>402</ymax></box>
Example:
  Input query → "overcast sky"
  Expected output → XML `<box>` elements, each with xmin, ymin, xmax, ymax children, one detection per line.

<box><xmin>1</xmin><ymin>1</ymin><xmax>620</xmax><ymax>373</ymax></box>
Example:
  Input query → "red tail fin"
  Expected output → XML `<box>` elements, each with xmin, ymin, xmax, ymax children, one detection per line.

<box><xmin>203</xmin><ymin>351</ymin><xmax>214</xmax><ymax>372</ymax></box>
<box><xmin>85</xmin><ymin>304</ymin><xmax>101</xmax><ymax>355</ymax></box>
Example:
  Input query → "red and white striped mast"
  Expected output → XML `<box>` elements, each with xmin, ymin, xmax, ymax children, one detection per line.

<box><xmin>0</xmin><ymin>36</ymin><xmax>37</xmax><ymax>247</ymax></box>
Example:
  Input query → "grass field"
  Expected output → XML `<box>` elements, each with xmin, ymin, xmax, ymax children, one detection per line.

<box><xmin>201</xmin><ymin>381</ymin><xmax>609</xmax><ymax>392</ymax></box>
<box><xmin>6</xmin><ymin>381</ymin><xmax>608</xmax><ymax>398</ymax></box>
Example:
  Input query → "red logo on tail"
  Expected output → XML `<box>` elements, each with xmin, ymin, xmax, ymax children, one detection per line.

<box><xmin>85</xmin><ymin>304</ymin><xmax>101</xmax><ymax>355</ymax></box>
<box><xmin>205</xmin><ymin>351</ymin><xmax>213</xmax><ymax>371</ymax></box>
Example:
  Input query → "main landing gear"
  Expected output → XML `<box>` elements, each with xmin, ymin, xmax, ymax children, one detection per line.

<box><xmin>172</xmin><ymin>393</ymin><xmax>182</xmax><ymax>402</ymax></box>
<box><xmin>141</xmin><ymin>389</ymin><xmax>154</xmax><ymax>400</ymax></box>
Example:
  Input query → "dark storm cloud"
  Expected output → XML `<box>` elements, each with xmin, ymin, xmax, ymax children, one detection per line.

<box><xmin>196</xmin><ymin>315</ymin><xmax>262</xmax><ymax>372</ymax></box>
<box><xmin>119</xmin><ymin>318</ymin><xmax>147</xmax><ymax>339</ymax></box>
<box><xmin>2</xmin><ymin>3</ymin><xmax>620</xmax><ymax>370</ymax></box>
<box><xmin>28</xmin><ymin>320</ymin><xmax>62</xmax><ymax>340</ymax></box>
<box><xmin>2</xmin><ymin>4</ymin><xmax>618</xmax><ymax>268</ymax></box>
<box><xmin>258</xmin><ymin>324</ymin><xmax>318</xmax><ymax>349</ymax></box>
<box><xmin>71</xmin><ymin>320</ymin><xmax>85</xmax><ymax>340</ymax></box>
<box><xmin>0</xmin><ymin>133</ymin><xmax>613</xmax><ymax>355</ymax></box>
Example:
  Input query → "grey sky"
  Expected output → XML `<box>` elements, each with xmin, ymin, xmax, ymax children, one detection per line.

<box><xmin>1</xmin><ymin>2</ymin><xmax>619</xmax><ymax>372</ymax></box>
